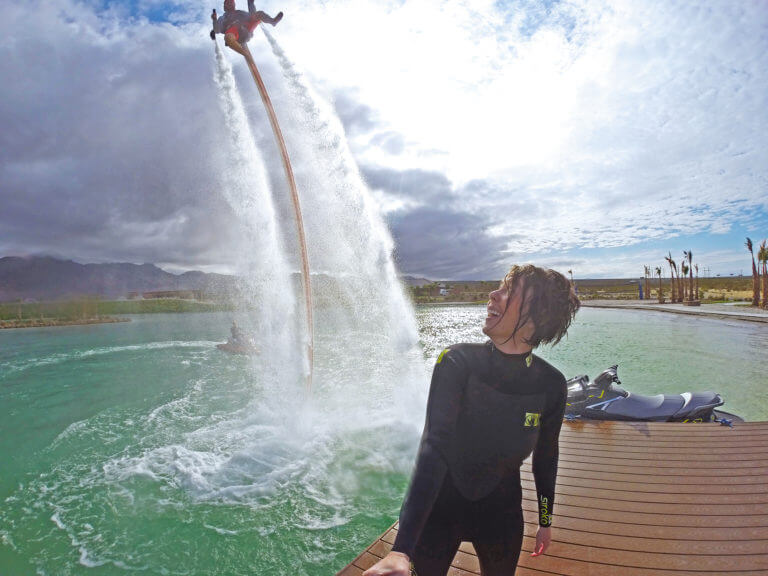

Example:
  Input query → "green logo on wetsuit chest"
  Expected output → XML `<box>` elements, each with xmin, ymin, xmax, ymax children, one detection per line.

<box><xmin>524</xmin><ymin>412</ymin><xmax>541</xmax><ymax>427</ymax></box>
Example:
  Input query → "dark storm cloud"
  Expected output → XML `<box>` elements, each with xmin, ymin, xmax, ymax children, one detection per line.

<box><xmin>360</xmin><ymin>166</ymin><xmax>527</xmax><ymax>279</ymax></box>
<box><xmin>362</xmin><ymin>166</ymin><xmax>455</xmax><ymax>204</ymax></box>
<box><xmin>0</xmin><ymin>0</ymin><xmax>243</xmax><ymax>270</ymax></box>
<box><xmin>388</xmin><ymin>207</ymin><xmax>517</xmax><ymax>280</ymax></box>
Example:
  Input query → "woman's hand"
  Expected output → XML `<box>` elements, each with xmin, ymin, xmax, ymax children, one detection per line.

<box><xmin>362</xmin><ymin>551</ymin><xmax>411</xmax><ymax>576</ymax></box>
<box><xmin>530</xmin><ymin>526</ymin><xmax>551</xmax><ymax>557</ymax></box>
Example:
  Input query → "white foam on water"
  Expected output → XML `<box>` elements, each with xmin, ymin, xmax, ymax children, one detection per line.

<box><xmin>203</xmin><ymin>523</ymin><xmax>240</xmax><ymax>536</ymax></box>
<box><xmin>49</xmin><ymin>419</ymin><xmax>89</xmax><ymax>448</ymax></box>
<box><xmin>0</xmin><ymin>340</ymin><xmax>219</xmax><ymax>376</ymax></box>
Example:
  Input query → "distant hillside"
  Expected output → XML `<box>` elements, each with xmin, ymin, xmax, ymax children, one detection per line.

<box><xmin>400</xmin><ymin>275</ymin><xmax>433</xmax><ymax>287</ymax></box>
<box><xmin>0</xmin><ymin>256</ymin><xmax>237</xmax><ymax>302</ymax></box>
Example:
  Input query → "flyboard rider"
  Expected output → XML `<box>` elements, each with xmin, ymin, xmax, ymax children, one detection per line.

<box><xmin>210</xmin><ymin>0</ymin><xmax>282</xmax><ymax>55</ymax></box>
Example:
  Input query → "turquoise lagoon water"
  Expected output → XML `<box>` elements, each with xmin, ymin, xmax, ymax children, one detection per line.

<box><xmin>1</xmin><ymin>306</ymin><xmax>766</xmax><ymax>575</ymax></box>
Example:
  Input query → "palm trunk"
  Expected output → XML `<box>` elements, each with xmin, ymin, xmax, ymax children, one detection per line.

<box><xmin>678</xmin><ymin>276</ymin><xmax>684</xmax><ymax>302</ymax></box>
<box><xmin>658</xmin><ymin>274</ymin><xmax>663</xmax><ymax>303</ymax></box>
<box><xmin>669</xmin><ymin>268</ymin><xmax>676</xmax><ymax>301</ymax></box>
<box><xmin>689</xmin><ymin>268</ymin><xmax>694</xmax><ymax>301</ymax></box>
<box><xmin>762</xmin><ymin>261</ymin><xmax>768</xmax><ymax>309</ymax></box>
<box><xmin>752</xmin><ymin>256</ymin><xmax>760</xmax><ymax>306</ymax></box>
<box><xmin>695</xmin><ymin>273</ymin><xmax>699</xmax><ymax>300</ymax></box>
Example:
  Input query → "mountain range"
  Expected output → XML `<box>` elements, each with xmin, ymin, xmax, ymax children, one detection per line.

<box><xmin>0</xmin><ymin>256</ymin><xmax>236</xmax><ymax>301</ymax></box>
<box><xmin>0</xmin><ymin>256</ymin><xmax>433</xmax><ymax>302</ymax></box>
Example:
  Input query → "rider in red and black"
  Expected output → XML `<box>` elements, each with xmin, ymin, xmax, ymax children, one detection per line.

<box><xmin>211</xmin><ymin>0</ymin><xmax>282</xmax><ymax>47</ymax></box>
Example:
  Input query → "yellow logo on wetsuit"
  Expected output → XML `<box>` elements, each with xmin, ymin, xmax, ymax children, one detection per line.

<box><xmin>524</xmin><ymin>412</ymin><xmax>541</xmax><ymax>427</ymax></box>
<box><xmin>436</xmin><ymin>348</ymin><xmax>449</xmax><ymax>364</ymax></box>
<box><xmin>539</xmin><ymin>496</ymin><xmax>551</xmax><ymax>525</ymax></box>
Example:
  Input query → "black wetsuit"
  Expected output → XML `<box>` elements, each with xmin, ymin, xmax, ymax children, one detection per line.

<box><xmin>392</xmin><ymin>342</ymin><xmax>567</xmax><ymax>576</ymax></box>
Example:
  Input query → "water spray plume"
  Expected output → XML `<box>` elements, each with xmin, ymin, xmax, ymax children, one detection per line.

<box><xmin>215</xmin><ymin>36</ymin><xmax>314</xmax><ymax>391</ymax></box>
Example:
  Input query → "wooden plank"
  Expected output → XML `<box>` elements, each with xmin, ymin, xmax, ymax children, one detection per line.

<box><xmin>554</xmin><ymin>438</ymin><xmax>768</xmax><ymax>455</ymax></box>
<box><xmin>336</xmin><ymin>421</ymin><xmax>768</xmax><ymax>575</ymax></box>
<box><xmin>352</xmin><ymin>551</ymin><xmax>381</xmax><ymax>571</ymax></box>
<box><xmin>518</xmin><ymin>523</ymin><xmax>768</xmax><ymax>555</ymax></box>
<box><xmin>385</xmin><ymin>522</ymin><xmax>768</xmax><ymax>553</ymax></box>
<box><xmin>558</xmin><ymin>421</ymin><xmax>766</xmax><ymax>434</ymax></box>
<box><xmin>519</xmin><ymin>479</ymin><xmax>768</xmax><ymax>504</ymax></box>
<box><xmin>534</xmin><ymin>459</ymin><xmax>768</xmax><ymax>478</ymax></box>
<box><xmin>520</xmin><ymin>463</ymin><xmax>768</xmax><ymax>486</ymax></box>
<box><xmin>518</xmin><ymin>487</ymin><xmax>768</xmax><ymax>515</ymax></box>
<box><xmin>517</xmin><ymin>535</ymin><xmax>768</xmax><ymax>571</ymax></box>
<box><xmin>520</xmin><ymin>499</ymin><xmax>768</xmax><ymax>528</ymax></box>
<box><xmin>553</xmin><ymin>450</ymin><xmax>767</xmax><ymax>468</ymax></box>
<box><xmin>336</xmin><ymin>564</ymin><xmax>364</xmax><ymax>576</ymax></box>
<box><xmin>558</xmin><ymin>431</ymin><xmax>768</xmax><ymax>443</ymax></box>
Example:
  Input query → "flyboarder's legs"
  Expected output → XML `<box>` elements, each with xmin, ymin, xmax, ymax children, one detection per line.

<box><xmin>223</xmin><ymin>10</ymin><xmax>282</xmax><ymax>54</ymax></box>
<box><xmin>250</xmin><ymin>10</ymin><xmax>283</xmax><ymax>26</ymax></box>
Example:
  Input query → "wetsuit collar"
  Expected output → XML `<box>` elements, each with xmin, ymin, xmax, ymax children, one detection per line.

<box><xmin>487</xmin><ymin>340</ymin><xmax>534</xmax><ymax>367</ymax></box>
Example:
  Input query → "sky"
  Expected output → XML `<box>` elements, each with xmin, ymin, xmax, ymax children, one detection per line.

<box><xmin>1</xmin><ymin>0</ymin><xmax>767</xmax><ymax>279</ymax></box>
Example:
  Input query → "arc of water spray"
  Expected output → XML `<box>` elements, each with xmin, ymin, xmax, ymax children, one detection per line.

<box><xmin>218</xmin><ymin>39</ymin><xmax>314</xmax><ymax>391</ymax></box>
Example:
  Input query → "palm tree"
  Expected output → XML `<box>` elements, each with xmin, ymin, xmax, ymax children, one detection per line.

<box><xmin>680</xmin><ymin>262</ymin><xmax>689</xmax><ymax>301</ymax></box>
<box><xmin>665</xmin><ymin>253</ymin><xmax>677</xmax><ymax>302</ymax></box>
<box><xmin>644</xmin><ymin>266</ymin><xmax>651</xmax><ymax>300</ymax></box>
<box><xmin>759</xmin><ymin>240</ymin><xmax>768</xmax><ymax>309</ymax></box>
<box><xmin>567</xmin><ymin>269</ymin><xmax>577</xmax><ymax>294</ymax></box>
<box><xmin>656</xmin><ymin>266</ymin><xmax>664</xmax><ymax>303</ymax></box>
<box><xmin>683</xmin><ymin>250</ymin><xmax>695</xmax><ymax>302</ymax></box>
<box><xmin>746</xmin><ymin>237</ymin><xmax>760</xmax><ymax>307</ymax></box>
<box><xmin>694</xmin><ymin>263</ymin><xmax>699</xmax><ymax>301</ymax></box>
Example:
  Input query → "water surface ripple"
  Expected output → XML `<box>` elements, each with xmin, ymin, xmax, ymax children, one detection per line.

<box><xmin>1</xmin><ymin>307</ymin><xmax>765</xmax><ymax>574</ymax></box>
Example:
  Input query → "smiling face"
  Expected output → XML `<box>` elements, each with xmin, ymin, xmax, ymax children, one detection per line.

<box><xmin>482</xmin><ymin>278</ymin><xmax>535</xmax><ymax>353</ymax></box>
<box><xmin>223</xmin><ymin>0</ymin><xmax>235</xmax><ymax>12</ymax></box>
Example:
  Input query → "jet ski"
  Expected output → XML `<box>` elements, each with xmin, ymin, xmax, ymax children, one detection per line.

<box><xmin>565</xmin><ymin>365</ymin><xmax>743</xmax><ymax>423</ymax></box>
<box><xmin>216</xmin><ymin>321</ymin><xmax>258</xmax><ymax>355</ymax></box>
<box><xmin>216</xmin><ymin>340</ymin><xmax>258</xmax><ymax>355</ymax></box>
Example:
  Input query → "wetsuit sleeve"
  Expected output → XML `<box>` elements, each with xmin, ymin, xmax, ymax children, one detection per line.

<box><xmin>531</xmin><ymin>373</ymin><xmax>566</xmax><ymax>527</ymax></box>
<box><xmin>247</xmin><ymin>0</ymin><xmax>256</xmax><ymax>16</ymax></box>
<box><xmin>392</xmin><ymin>348</ymin><xmax>467</xmax><ymax>558</ymax></box>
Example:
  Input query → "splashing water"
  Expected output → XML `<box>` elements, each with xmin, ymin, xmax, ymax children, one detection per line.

<box><xmin>0</xmin><ymin>40</ymin><xmax>434</xmax><ymax>575</ymax></box>
<box><xmin>261</xmin><ymin>30</ymin><xmax>420</xmax><ymax>355</ymax></box>
<box><xmin>212</xmin><ymin>42</ymin><xmax>301</xmax><ymax>383</ymax></box>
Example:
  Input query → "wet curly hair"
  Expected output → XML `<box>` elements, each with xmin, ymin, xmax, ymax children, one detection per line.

<box><xmin>502</xmin><ymin>264</ymin><xmax>580</xmax><ymax>348</ymax></box>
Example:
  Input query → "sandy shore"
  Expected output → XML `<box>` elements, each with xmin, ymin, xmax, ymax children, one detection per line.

<box><xmin>581</xmin><ymin>300</ymin><xmax>768</xmax><ymax>324</ymax></box>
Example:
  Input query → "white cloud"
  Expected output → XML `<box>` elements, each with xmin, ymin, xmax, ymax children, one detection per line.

<box><xmin>1</xmin><ymin>0</ymin><xmax>766</xmax><ymax>279</ymax></box>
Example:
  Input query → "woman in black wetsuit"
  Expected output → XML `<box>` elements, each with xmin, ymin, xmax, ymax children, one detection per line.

<box><xmin>363</xmin><ymin>264</ymin><xmax>579</xmax><ymax>576</ymax></box>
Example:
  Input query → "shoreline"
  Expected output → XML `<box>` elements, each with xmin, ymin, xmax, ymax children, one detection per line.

<box><xmin>416</xmin><ymin>299</ymin><xmax>768</xmax><ymax>324</ymax></box>
<box><xmin>580</xmin><ymin>299</ymin><xmax>768</xmax><ymax>324</ymax></box>
<box><xmin>0</xmin><ymin>317</ymin><xmax>131</xmax><ymax>330</ymax></box>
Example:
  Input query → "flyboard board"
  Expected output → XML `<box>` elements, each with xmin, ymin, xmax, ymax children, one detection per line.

<box><xmin>215</xmin><ymin>32</ymin><xmax>314</xmax><ymax>391</ymax></box>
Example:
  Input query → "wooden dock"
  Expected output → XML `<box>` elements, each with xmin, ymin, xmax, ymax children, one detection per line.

<box><xmin>337</xmin><ymin>420</ymin><xmax>768</xmax><ymax>575</ymax></box>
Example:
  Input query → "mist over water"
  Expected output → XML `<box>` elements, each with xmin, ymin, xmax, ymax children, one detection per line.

<box><xmin>212</xmin><ymin>42</ymin><xmax>299</xmax><ymax>382</ymax></box>
<box><xmin>261</xmin><ymin>29</ymin><xmax>419</xmax><ymax>354</ymax></box>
